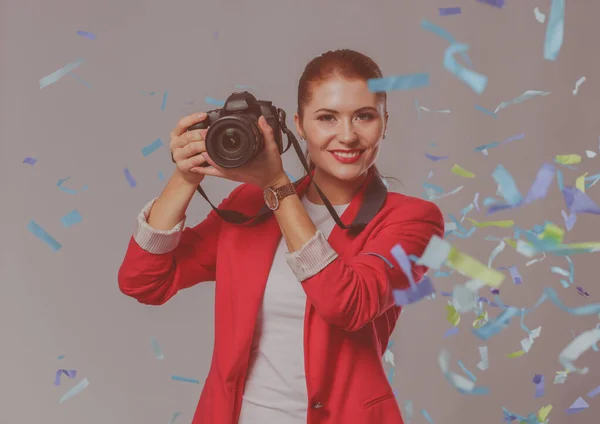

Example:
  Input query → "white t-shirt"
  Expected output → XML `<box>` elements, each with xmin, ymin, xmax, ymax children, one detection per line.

<box><xmin>237</xmin><ymin>196</ymin><xmax>350</xmax><ymax>424</ymax></box>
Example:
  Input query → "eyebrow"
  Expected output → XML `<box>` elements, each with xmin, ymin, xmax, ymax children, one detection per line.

<box><xmin>313</xmin><ymin>106</ymin><xmax>379</xmax><ymax>115</ymax></box>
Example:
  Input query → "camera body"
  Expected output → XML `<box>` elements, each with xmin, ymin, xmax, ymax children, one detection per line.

<box><xmin>187</xmin><ymin>92</ymin><xmax>284</xmax><ymax>168</ymax></box>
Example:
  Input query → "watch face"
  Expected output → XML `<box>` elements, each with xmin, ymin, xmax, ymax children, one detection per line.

<box><xmin>264</xmin><ymin>188</ymin><xmax>278</xmax><ymax>210</ymax></box>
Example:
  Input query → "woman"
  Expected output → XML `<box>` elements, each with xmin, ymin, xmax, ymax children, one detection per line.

<box><xmin>118</xmin><ymin>49</ymin><xmax>444</xmax><ymax>424</ymax></box>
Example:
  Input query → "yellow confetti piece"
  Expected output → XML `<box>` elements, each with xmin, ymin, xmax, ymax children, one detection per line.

<box><xmin>506</xmin><ymin>350</ymin><xmax>526</xmax><ymax>358</ymax></box>
<box><xmin>538</xmin><ymin>222</ymin><xmax>564</xmax><ymax>245</ymax></box>
<box><xmin>537</xmin><ymin>404</ymin><xmax>553</xmax><ymax>422</ymax></box>
<box><xmin>504</xmin><ymin>238</ymin><xmax>518</xmax><ymax>249</ymax></box>
<box><xmin>467</xmin><ymin>218</ymin><xmax>514</xmax><ymax>228</ymax></box>
<box><xmin>446</xmin><ymin>304</ymin><xmax>461</xmax><ymax>327</ymax></box>
<box><xmin>446</xmin><ymin>247</ymin><xmax>506</xmax><ymax>288</ymax></box>
<box><xmin>576</xmin><ymin>172</ymin><xmax>588</xmax><ymax>193</ymax></box>
<box><xmin>473</xmin><ymin>311</ymin><xmax>488</xmax><ymax>328</ymax></box>
<box><xmin>451</xmin><ymin>164</ymin><xmax>476</xmax><ymax>178</ymax></box>
<box><xmin>555</xmin><ymin>154</ymin><xmax>582</xmax><ymax>165</ymax></box>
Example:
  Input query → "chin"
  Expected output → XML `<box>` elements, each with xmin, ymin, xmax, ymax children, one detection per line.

<box><xmin>327</xmin><ymin>165</ymin><xmax>367</xmax><ymax>182</ymax></box>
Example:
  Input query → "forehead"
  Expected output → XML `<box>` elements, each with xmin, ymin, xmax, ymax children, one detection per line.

<box><xmin>306</xmin><ymin>77</ymin><xmax>379</xmax><ymax>111</ymax></box>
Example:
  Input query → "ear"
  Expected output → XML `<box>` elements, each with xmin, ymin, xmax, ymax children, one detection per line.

<box><xmin>294</xmin><ymin>112</ymin><xmax>305</xmax><ymax>139</ymax></box>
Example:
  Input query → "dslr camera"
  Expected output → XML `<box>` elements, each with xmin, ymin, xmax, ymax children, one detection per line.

<box><xmin>187</xmin><ymin>92</ymin><xmax>285</xmax><ymax>168</ymax></box>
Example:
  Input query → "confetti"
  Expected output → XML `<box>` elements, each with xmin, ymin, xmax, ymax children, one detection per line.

<box><xmin>446</xmin><ymin>304</ymin><xmax>461</xmax><ymax>326</ymax></box>
<box><xmin>443</xmin><ymin>43</ymin><xmax>488</xmax><ymax>94</ymax></box>
<box><xmin>451</xmin><ymin>164</ymin><xmax>475</xmax><ymax>178</ymax></box>
<box><xmin>161</xmin><ymin>91</ymin><xmax>168</xmax><ymax>110</ymax></box>
<box><xmin>402</xmin><ymin>400</ymin><xmax>413</xmax><ymax>423</ymax></box>
<box><xmin>467</xmin><ymin>218</ymin><xmax>514</xmax><ymax>228</ymax></box>
<box><xmin>425</xmin><ymin>153</ymin><xmax>449</xmax><ymax>162</ymax></box>
<box><xmin>421</xmin><ymin>409</ymin><xmax>435</xmax><ymax>423</ymax></box>
<box><xmin>477</xmin><ymin>0</ymin><xmax>505</xmax><ymax>8</ymax></box>
<box><xmin>587</xmin><ymin>385</ymin><xmax>600</xmax><ymax>397</ymax></box>
<box><xmin>494</xmin><ymin>90</ymin><xmax>551</xmax><ymax>114</ymax></box>
<box><xmin>439</xmin><ymin>7</ymin><xmax>461</xmax><ymax>16</ymax></box>
<box><xmin>506</xmin><ymin>350</ymin><xmax>525</xmax><ymax>358</ymax></box>
<box><xmin>124</xmin><ymin>168</ymin><xmax>137</xmax><ymax>187</ymax></box>
<box><xmin>559</xmin><ymin>328</ymin><xmax>600</xmax><ymax>374</ymax></box>
<box><xmin>476</xmin><ymin>346</ymin><xmax>489</xmax><ymax>370</ymax></box>
<box><xmin>508</xmin><ymin>265</ymin><xmax>522</xmax><ymax>284</ymax></box>
<box><xmin>76</xmin><ymin>30</ymin><xmax>96</xmax><ymax>40</ymax></box>
<box><xmin>563</xmin><ymin>186</ymin><xmax>600</xmax><ymax>215</ymax></box>
<box><xmin>573</xmin><ymin>76</ymin><xmax>586</xmax><ymax>95</ymax></box>
<box><xmin>534</xmin><ymin>7</ymin><xmax>546</xmax><ymax>23</ymax></box>
<box><xmin>555</xmin><ymin>154</ymin><xmax>582</xmax><ymax>165</ymax></box>
<box><xmin>54</xmin><ymin>369</ymin><xmax>76</xmax><ymax>385</ymax></box>
<box><xmin>474</xmin><ymin>105</ymin><xmax>497</xmax><ymax>118</ymax></box>
<box><xmin>383</xmin><ymin>348</ymin><xmax>395</xmax><ymax>366</ymax></box>
<box><xmin>58</xmin><ymin>377</ymin><xmax>89</xmax><ymax>403</ymax></box>
<box><xmin>60</xmin><ymin>210</ymin><xmax>82</xmax><ymax>228</ymax></box>
<box><xmin>158</xmin><ymin>171</ymin><xmax>165</xmax><ymax>181</ymax></box>
<box><xmin>168</xmin><ymin>412</ymin><xmax>182</xmax><ymax>424</ymax></box>
<box><xmin>566</xmin><ymin>397</ymin><xmax>589</xmax><ymax>414</ymax></box>
<box><xmin>576</xmin><ymin>287</ymin><xmax>590</xmax><ymax>298</ymax></box>
<box><xmin>585</xmin><ymin>150</ymin><xmax>597</xmax><ymax>158</ymax></box>
<box><xmin>39</xmin><ymin>58</ymin><xmax>84</xmax><ymax>89</ymax></box>
<box><xmin>23</xmin><ymin>157</ymin><xmax>37</xmax><ymax>165</ymax></box>
<box><xmin>421</xmin><ymin>20</ymin><xmax>472</xmax><ymax>67</ymax></box>
<box><xmin>57</xmin><ymin>177</ymin><xmax>89</xmax><ymax>194</ymax></box>
<box><xmin>443</xmin><ymin>327</ymin><xmax>459</xmax><ymax>338</ymax></box>
<box><xmin>544</xmin><ymin>0</ymin><xmax>565</xmax><ymax>61</ymax></box>
<box><xmin>533</xmin><ymin>374</ymin><xmax>545</xmax><ymax>397</ymax></box>
<box><xmin>367</xmin><ymin>73</ymin><xmax>430</xmax><ymax>92</ymax></box>
<box><xmin>171</xmin><ymin>375</ymin><xmax>200</xmax><ymax>384</ymax></box>
<box><xmin>142</xmin><ymin>138</ymin><xmax>164</xmax><ymax>156</ymax></box>
<box><xmin>393</xmin><ymin>276</ymin><xmax>436</xmax><ymax>305</ymax></box>
<box><xmin>70</xmin><ymin>73</ymin><xmax>92</xmax><ymax>88</ymax></box>
<box><xmin>151</xmin><ymin>338</ymin><xmax>164</xmax><ymax>360</ymax></box>
<box><xmin>205</xmin><ymin>97</ymin><xmax>225</xmax><ymax>106</ymax></box>
<box><xmin>419</xmin><ymin>105</ymin><xmax>451</xmax><ymax>113</ymax></box>
<box><xmin>438</xmin><ymin>349</ymin><xmax>489</xmax><ymax>395</ymax></box>
<box><xmin>457</xmin><ymin>360</ymin><xmax>476</xmax><ymax>381</ymax></box>
<box><xmin>27</xmin><ymin>220</ymin><xmax>62</xmax><ymax>251</ymax></box>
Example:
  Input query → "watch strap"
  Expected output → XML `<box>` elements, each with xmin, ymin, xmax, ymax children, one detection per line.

<box><xmin>274</xmin><ymin>182</ymin><xmax>296</xmax><ymax>201</ymax></box>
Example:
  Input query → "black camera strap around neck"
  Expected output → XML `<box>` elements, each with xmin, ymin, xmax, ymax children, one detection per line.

<box><xmin>192</xmin><ymin>109</ymin><xmax>387</xmax><ymax>234</ymax></box>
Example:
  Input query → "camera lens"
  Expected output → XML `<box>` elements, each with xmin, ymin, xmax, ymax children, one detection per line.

<box><xmin>220</xmin><ymin>129</ymin><xmax>243</xmax><ymax>153</ymax></box>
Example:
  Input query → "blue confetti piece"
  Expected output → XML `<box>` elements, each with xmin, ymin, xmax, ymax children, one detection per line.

<box><xmin>69</xmin><ymin>73</ymin><xmax>92</xmax><ymax>88</ymax></box>
<box><xmin>171</xmin><ymin>375</ymin><xmax>200</xmax><ymax>384</ymax></box>
<box><xmin>142</xmin><ymin>138</ymin><xmax>164</xmax><ymax>156</ymax></box>
<box><xmin>474</xmin><ymin>142</ymin><xmax>500</xmax><ymax>152</ymax></box>
<box><xmin>477</xmin><ymin>0</ymin><xmax>505</xmax><ymax>7</ymax></box>
<box><xmin>421</xmin><ymin>409</ymin><xmax>435</xmax><ymax>423</ymax></box>
<box><xmin>168</xmin><ymin>412</ymin><xmax>182</xmax><ymax>424</ymax></box>
<box><xmin>474</xmin><ymin>105</ymin><xmax>497</xmax><ymax>118</ymax></box>
<box><xmin>39</xmin><ymin>58</ymin><xmax>84</xmax><ymax>89</ymax></box>
<box><xmin>161</xmin><ymin>91</ymin><xmax>168</xmax><ymax>110</ymax></box>
<box><xmin>425</xmin><ymin>153</ymin><xmax>449</xmax><ymax>162</ymax></box>
<box><xmin>158</xmin><ymin>171</ymin><xmax>165</xmax><ymax>181</ymax></box>
<box><xmin>205</xmin><ymin>96</ymin><xmax>225</xmax><ymax>107</ymax></box>
<box><xmin>439</xmin><ymin>7</ymin><xmax>461</xmax><ymax>16</ymax></box>
<box><xmin>76</xmin><ymin>31</ymin><xmax>96</xmax><ymax>40</ymax></box>
<box><xmin>57</xmin><ymin>354</ymin><xmax>65</xmax><ymax>359</ymax></box>
<box><xmin>421</xmin><ymin>20</ymin><xmax>472</xmax><ymax>67</ymax></box>
<box><xmin>27</xmin><ymin>220</ymin><xmax>62</xmax><ymax>251</ymax></box>
<box><xmin>285</xmin><ymin>171</ymin><xmax>297</xmax><ymax>182</ymax></box>
<box><xmin>390</xmin><ymin>244</ymin><xmax>416</xmax><ymax>289</ymax></box>
<box><xmin>368</xmin><ymin>73</ymin><xmax>429</xmax><ymax>92</ymax></box>
<box><xmin>501</xmin><ymin>133</ymin><xmax>525</xmax><ymax>145</ymax></box>
<box><xmin>443</xmin><ymin>327</ymin><xmax>459</xmax><ymax>338</ymax></box>
<box><xmin>61</xmin><ymin>210</ymin><xmax>82</xmax><ymax>228</ymax></box>
<box><xmin>151</xmin><ymin>338</ymin><xmax>164</xmax><ymax>359</ymax></box>
<box><xmin>544</xmin><ymin>0</ymin><xmax>565</xmax><ymax>61</ymax></box>
<box><xmin>423</xmin><ymin>182</ymin><xmax>444</xmax><ymax>193</ymax></box>
<box><xmin>56</xmin><ymin>176</ymin><xmax>88</xmax><ymax>194</ymax></box>
<box><xmin>457</xmin><ymin>360</ymin><xmax>477</xmax><ymax>382</ymax></box>
<box><xmin>491</xmin><ymin>164</ymin><xmax>523</xmax><ymax>205</ymax></box>
<box><xmin>124</xmin><ymin>168</ymin><xmax>137</xmax><ymax>187</ymax></box>
<box><xmin>443</xmin><ymin>43</ymin><xmax>488</xmax><ymax>94</ymax></box>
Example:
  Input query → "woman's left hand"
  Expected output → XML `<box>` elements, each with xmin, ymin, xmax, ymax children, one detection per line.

<box><xmin>191</xmin><ymin>115</ymin><xmax>287</xmax><ymax>189</ymax></box>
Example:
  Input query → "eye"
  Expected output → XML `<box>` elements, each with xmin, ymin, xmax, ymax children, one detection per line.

<box><xmin>317</xmin><ymin>114</ymin><xmax>335</xmax><ymax>122</ymax></box>
<box><xmin>356</xmin><ymin>113</ymin><xmax>375</xmax><ymax>121</ymax></box>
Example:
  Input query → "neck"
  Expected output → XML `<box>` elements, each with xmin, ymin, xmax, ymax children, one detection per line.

<box><xmin>305</xmin><ymin>168</ymin><xmax>369</xmax><ymax>205</ymax></box>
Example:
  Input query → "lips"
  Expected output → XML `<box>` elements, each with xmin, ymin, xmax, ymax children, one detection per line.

<box><xmin>329</xmin><ymin>149</ymin><xmax>364</xmax><ymax>163</ymax></box>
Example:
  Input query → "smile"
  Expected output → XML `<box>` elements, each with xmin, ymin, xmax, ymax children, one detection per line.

<box><xmin>329</xmin><ymin>150</ymin><xmax>364</xmax><ymax>163</ymax></box>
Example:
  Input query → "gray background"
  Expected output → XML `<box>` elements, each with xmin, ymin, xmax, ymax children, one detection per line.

<box><xmin>2</xmin><ymin>0</ymin><xmax>600</xmax><ymax>423</ymax></box>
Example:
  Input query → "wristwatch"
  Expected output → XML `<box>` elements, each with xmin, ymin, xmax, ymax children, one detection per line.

<box><xmin>264</xmin><ymin>182</ymin><xmax>296</xmax><ymax>211</ymax></box>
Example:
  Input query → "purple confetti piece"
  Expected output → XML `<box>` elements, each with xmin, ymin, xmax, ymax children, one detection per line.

<box><xmin>124</xmin><ymin>168</ymin><xmax>137</xmax><ymax>187</ymax></box>
<box><xmin>76</xmin><ymin>31</ymin><xmax>96</xmax><ymax>40</ymax></box>
<box><xmin>54</xmin><ymin>369</ymin><xmax>77</xmax><ymax>385</ymax></box>
<box><xmin>509</xmin><ymin>265</ymin><xmax>522</xmax><ymax>284</ymax></box>
<box><xmin>561</xmin><ymin>209</ymin><xmax>577</xmax><ymax>231</ymax></box>
<box><xmin>490</xmin><ymin>288</ymin><xmax>500</xmax><ymax>295</ymax></box>
<box><xmin>532</xmin><ymin>374</ymin><xmax>544</xmax><ymax>397</ymax></box>
<box><xmin>392</xmin><ymin>276</ymin><xmax>436</xmax><ymax>306</ymax></box>
<box><xmin>588</xmin><ymin>385</ymin><xmax>600</xmax><ymax>397</ymax></box>
<box><xmin>576</xmin><ymin>287</ymin><xmax>590</xmax><ymax>298</ymax></box>
<box><xmin>501</xmin><ymin>133</ymin><xmax>525</xmax><ymax>145</ymax></box>
<box><xmin>443</xmin><ymin>327</ymin><xmax>459</xmax><ymax>338</ymax></box>
<box><xmin>439</xmin><ymin>7</ymin><xmax>461</xmax><ymax>16</ymax></box>
<box><xmin>477</xmin><ymin>0</ymin><xmax>505</xmax><ymax>8</ymax></box>
<box><xmin>566</xmin><ymin>397</ymin><xmax>589</xmax><ymax>414</ymax></box>
<box><xmin>23</xmin><ymin>157</ymin><xmax>37</xmax><ymax>165</ymax></box>
<box><xmin>562</xmin><ymin>186</ymin><xmax>600</xmax><ymax>215</ymax></box>
<box><xmin>425</xmin><ymin>153</ymin><xmax>449</xmax><ymax>162</ymax></box>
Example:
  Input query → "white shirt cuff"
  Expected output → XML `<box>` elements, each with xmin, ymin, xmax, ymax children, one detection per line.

<box><xmin>133</xmin><ymin>198</ymin><xmax>186</xmax><ymax>254</ymax></box>
<box><xmin>285</xmin><ymin>230</ymin><xmax>338</xmax><ymax>282</ymax></box>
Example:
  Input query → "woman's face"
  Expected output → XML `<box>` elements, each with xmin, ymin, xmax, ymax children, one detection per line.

<box><xmin>294</xmin><ymin>76</ymin><xmax>387</xmax><ymax>183</ymax></box>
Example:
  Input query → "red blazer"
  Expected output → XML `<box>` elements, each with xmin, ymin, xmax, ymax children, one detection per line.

<box><xmin>118</xmin><ymin>170</ymin><xmax>444</xmax><ymax>424</ymax></box>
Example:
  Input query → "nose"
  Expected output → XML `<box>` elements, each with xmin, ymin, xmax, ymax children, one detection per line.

<box><xmin>338</xmin><ymin>120</ymin><xmax>359</xmax><ymax>145</ymax></box>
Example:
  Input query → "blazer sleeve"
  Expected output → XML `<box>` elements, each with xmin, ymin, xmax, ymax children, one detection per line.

<box><xmin>117</xmin><ymin>184</ymin><xmax>245</xmax><ymax>305</ymax></box>
<box><xmin>286</xmin><ymin>200</ymin><xmax>444</xmax><ymax>332</ymax></box>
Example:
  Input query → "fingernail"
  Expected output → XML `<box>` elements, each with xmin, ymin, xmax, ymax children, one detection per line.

<box><xmin>198</xmin><ymin>112</ymin><xmax>206</xmax><ymax>119</ymax></box>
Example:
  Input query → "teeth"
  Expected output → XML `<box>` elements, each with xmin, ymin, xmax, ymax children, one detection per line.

<box><xmin>334</xmin><ymin>151</ymin><xmax>360</xmax><ymax>158</ymax></box>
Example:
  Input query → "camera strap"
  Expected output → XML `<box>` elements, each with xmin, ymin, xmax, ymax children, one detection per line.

<box><xmin>193</xmin><ymin>109</ymin><xmax>387</xmax><ymax>234</ymax></box>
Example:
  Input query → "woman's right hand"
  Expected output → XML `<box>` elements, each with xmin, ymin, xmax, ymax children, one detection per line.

<box><xmin>169</xmin><ymin>112</ymin><xmax>210</xmax><ymax>186</ymax></box>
